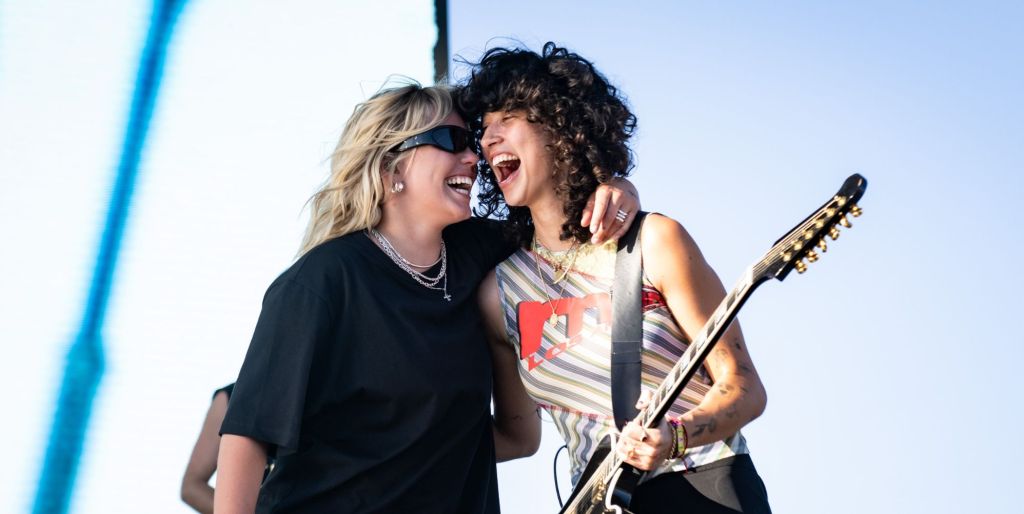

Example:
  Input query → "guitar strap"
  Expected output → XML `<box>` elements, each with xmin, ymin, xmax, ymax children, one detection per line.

<box><xmin>611</xmin><ymin>211</ymin><xmax>648</xmax><ymax>430</ymax></box>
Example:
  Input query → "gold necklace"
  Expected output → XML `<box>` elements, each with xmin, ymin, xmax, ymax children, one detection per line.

<box><xmin>532</xmin><ymin>237</ymin><xmax>581</xmax><ymax>325</ymax></box>
<box><xmin>532</xmin><ymin>237</ymin><xmax>581</xmax><ymax>283</ymax></box>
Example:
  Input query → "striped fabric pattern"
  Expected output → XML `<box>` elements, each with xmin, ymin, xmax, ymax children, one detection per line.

<box><xmin>495</xmin><ymin>244</ymin><xmax>747</xmax><ymax>485</ymax></box>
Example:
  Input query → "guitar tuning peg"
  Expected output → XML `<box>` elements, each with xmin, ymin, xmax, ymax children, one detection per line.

<box><xmin>850</xmin><ymin>204</ymin><xmax>863</xmax><ymax>217</ymax></box>
<box><xmin>839</xmin><ymin>214</ymin><xmax>852</xmax><ymax>228</ymax></box>
<box><xmin>834</xmin><ymin>195</ymin><xmax>848</xmax><ymax>207</ymax></box>
<box><xmin>829</xmin><ymin>226</ymin><xmax>841</xmax><ymax>240</ymax></box>
<box><xmin>795</xmin><ymin>259</ymin><xmax>808</xmax><ymax>274</ymax></box>
<box><xmin>803</xmin><ymin>229</ymin><xmax>815</xmax><ymax>240</ymax></box>
<box><xmin>792</xmin><ymin>240</ymin><xmax>804</xmax><ymax>251</ymax></box>
<box><xmin>817</xmin><ymin>237</ymin><xmax>828</xmax><ymax>252</ymax></box>
<box><xmin>806</xmin><ymin>250</ymin><xmax>819</xmax><ymax>263</ymax></box>
<box><xmin>781</xmin><ymin>251</ymin><xmax>793</xmax><ymax>262</ymax></box>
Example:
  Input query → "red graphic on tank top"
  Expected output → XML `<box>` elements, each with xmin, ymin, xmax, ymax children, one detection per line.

<box><xmin>642</xmin><ymin>286</ymin><xmax>666</xmax><ymax>312</ymax></box>
<box><xmin>516</xmin><ymin>292</ymin><xmax>611</xmax><ymax>370</ymax></box>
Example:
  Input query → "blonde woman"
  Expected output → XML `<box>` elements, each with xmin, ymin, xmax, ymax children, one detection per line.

<box><xmin>214</xmin><ymin>84</ymin><xmax>639</xmax><ymax>513</ymax></box>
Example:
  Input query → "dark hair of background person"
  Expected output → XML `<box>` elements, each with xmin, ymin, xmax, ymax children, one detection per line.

<box><xmin>457</xmin><ymin>42</ymin><xmax>637</xmax><ymax>248</ymax></box>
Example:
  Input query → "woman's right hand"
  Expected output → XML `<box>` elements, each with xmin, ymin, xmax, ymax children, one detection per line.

<box><xmin>582</xmin><ymin>177</ymin><xmax>641</xmax><ymax>244</ymax></box>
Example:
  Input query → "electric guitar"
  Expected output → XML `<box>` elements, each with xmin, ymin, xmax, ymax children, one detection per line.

<box><xmin>559</xmin><ymin>173</ymin><xmax>869</xmax><ymax>513</ymax></box>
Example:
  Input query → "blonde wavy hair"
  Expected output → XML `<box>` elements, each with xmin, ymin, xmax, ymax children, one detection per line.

<box><xmin>299</xmin><ymin>83</ymin><xmax>454</xmax><ymax>255</ymax></box>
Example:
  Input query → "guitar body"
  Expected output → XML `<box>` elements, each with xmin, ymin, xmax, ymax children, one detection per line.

<box><xmin>559</xmin><ymin>435</ymin><xmax>644</xmax><ymax>514</ymax></box>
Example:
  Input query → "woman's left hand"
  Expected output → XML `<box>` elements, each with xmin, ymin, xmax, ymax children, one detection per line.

<box><xmin>615</xmin><ymin>390</ymin><xmax>672</xmax><ymax>471</ymax></box>
<box><xmin>582</xmin><ymin>177</ymin><xmax>640</xmax><ymax>244</ymax></box>
<box><xmin>615</xmin><ymin>418</ymin><xmax>673</xmax><ymax>471</ymax></box>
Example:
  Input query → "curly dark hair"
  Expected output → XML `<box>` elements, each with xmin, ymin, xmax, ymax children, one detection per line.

<box><xmin>457</xmin><ymin>42</ymin><xmax>637</xmax><ymax>248</ymax></box>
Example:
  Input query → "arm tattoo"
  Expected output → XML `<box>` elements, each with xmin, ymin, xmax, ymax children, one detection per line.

<box><xmin>692</xmin><ymin>417</ymin><xmax>718</xmax><ymax>436</ymax></box>
<box><xmin>737</xmin><ymin>363</ymin><xmax>753</xmax><ymax>376</ymax></box>
<box><xmin>725</xmin><ymin>403</ymin><xmax>739</xmax><ymax>419</ymax></box>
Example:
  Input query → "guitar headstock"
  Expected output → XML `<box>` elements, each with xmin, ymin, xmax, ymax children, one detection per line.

<box><xmin>759</xmin><ymin>173</ymin><xmax>868</xmax><ymax>281</ymax></box>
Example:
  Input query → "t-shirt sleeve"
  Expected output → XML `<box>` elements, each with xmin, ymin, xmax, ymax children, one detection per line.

<box><xmin>220</xmin><ymin>278</ymin><xmax>334</xmax><ymax>456</ymax></box>
<box><xmin>213</xmin><ymin>382</ymin><xmax>234</xmax><ymax>400</ymax></box>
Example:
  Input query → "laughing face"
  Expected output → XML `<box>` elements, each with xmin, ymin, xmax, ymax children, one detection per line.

<box><xmin>480</xmin><ymin>110</ymin><xmax>558</xmax><ymax>208</ymax></box>
<box><xmin>390</xmin><ymin>112</ymin><xmax>478</xmax><ymax>227</ymax></box>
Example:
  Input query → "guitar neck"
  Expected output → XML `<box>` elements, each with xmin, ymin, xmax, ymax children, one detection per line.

<box><xmin>640</xmin><ymin>264</ymin><xmax>770</xmax><ymax>429</ymax></box>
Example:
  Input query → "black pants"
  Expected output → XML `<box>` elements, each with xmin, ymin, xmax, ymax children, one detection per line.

<box><xmin>628</xmin><ymin>455</ymin><xmax>772</xmax><ymax>513</ymax></box>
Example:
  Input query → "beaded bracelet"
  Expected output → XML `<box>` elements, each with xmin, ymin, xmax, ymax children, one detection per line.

<box><xmin>666</xmin><ymin>418</ymin><xmax>679</xmax><ymax>459</ymax></box>
<box><xmin>678</xmin><ymin>420</ymin><xmax>688</xmax><ymax>458</ymax></box>
<box><xmin>666</xmin><ymin>418</ymin><xmax>688</xmax><ymax>460</ymax></box>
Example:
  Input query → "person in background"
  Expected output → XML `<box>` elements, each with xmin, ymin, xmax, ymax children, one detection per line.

<box><xmin>181</xmin><ymin>384</ymin><xmax>232</xmax><ymax>514</ymax></box>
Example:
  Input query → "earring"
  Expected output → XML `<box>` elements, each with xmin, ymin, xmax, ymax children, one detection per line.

<box><xmin>391</xmin><ymin>181</ymin><xmax>405</xmax><ymax>193</ymax></box>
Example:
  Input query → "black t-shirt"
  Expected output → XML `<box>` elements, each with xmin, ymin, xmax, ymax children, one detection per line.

<box><xmin>221</xmin><ymin>218</ymin><xmax>513</xmax><ymax>513</ymax></box>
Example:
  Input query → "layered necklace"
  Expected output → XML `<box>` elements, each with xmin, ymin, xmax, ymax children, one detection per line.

<box><xmin>532</xmin><ymin>237</ymin><xmax>582</xmax><ymax>325</ymax></box>
<box><xmin>368</xmin><ymin>228</ymin><xmax>451</xmax><ymax>301</ymax></box>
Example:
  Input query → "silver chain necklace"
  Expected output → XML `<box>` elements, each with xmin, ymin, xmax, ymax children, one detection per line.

<box><xmin>368</xmin><ymin>228</ymin><xmax>451</xmax><ymax>301</ymax></box>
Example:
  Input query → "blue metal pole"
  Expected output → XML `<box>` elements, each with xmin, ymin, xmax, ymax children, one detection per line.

<box><xmin>31</xmin><ymin>1</ymin><xmax>188</xmax><ymax>512</ymax></box>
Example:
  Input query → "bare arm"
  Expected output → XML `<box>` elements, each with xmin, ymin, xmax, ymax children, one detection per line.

<box><xmin>618</xmin><ymin>214</ymin><xmax>767</xmax><ymax>469</ymax></box>
<box><xmin>479</xmin><ymin>270</ymin><xmax>542</xmax><ymax>461</ymax></box>
<box><xmin>181</xmin><ymin>391</ymin><xmax>229</xmax><ymax>513</ymax></box>
<box><xmin>214</xmin><ymin>435</ymin><xmax>268</xmax><ymax>514</ymax></box>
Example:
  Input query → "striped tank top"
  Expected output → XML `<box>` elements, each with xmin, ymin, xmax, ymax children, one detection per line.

<box><xmin>494</xmin><ymin>241</ymin><xmax>748</xmax><ymax>484</ymax></box>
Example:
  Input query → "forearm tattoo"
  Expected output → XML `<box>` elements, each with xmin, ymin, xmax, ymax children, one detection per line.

<box><xmin>691</xmin><ymin>417</ymin><xmax>718</xmax><ymax>436</ymax></box>
<box><xmin>725</xmin><ymin>403</ymin><xmax>739</xmax><ymax>419</ymax></box>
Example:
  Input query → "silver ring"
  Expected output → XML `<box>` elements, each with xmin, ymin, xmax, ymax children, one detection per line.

<box><xmin>615</xmin><ymin>209</ymin><xmax>629</xmax><ymax>222</ymax></box>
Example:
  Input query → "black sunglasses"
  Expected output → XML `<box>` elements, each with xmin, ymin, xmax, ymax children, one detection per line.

<box><xmin>394</xmin><ymin>125</ymin><xmax>472</xmax><ymax>154</ymax></box>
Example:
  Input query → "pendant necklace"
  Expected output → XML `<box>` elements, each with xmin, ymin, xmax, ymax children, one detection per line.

<box><xmin>368</xmin><ymin>228</ymin><xmax>451</xmax><ymax>301</ymax></box>
<box><xmin>532</xmin><ymin>237</ymin><xmax>581</xmax><ymax>325</ymax></box>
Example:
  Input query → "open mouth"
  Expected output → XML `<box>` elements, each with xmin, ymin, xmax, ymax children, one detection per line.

<box><xmin>491</xmin><ymin>153</ymin><xmax>521</xmax><ymax>185</ymax></box>
<box><xmin>445</xmin><ymin>175</ymin><xmax>474</xmax><ymax>197</ymax></box>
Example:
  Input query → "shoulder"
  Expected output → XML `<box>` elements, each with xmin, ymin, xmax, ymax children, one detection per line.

<box><xmin>640</xmin><ymin>213</ymin><xmax>698</xmax><ymax>252</ymax></box>
<box><xmin>289</xmin><ymin>232</ymin><xmax>369</xmax><ymax>279</ymax></box>
<box><xmin>294</xmin><ymin>232</ymin><xmax>367</xmax><ymax>270</ymax></box>
<box><xmin>445</xmin><ymin>217</ymin><xmax>516</xmax><ymax>267</ymax></box>
<box><xmin>445</xmin><ymin>217</ymin><xmax>504</xmax><ymax>244</ymax></box>
<box><xmin>267</xmin><ymin>232</ymin><xmax>370</xmax><ymax>310</ymax></box>
<box><xmin>639</xmin><ymin>213</ymin><xmax>710</xmax><ymax>282</ymax></box>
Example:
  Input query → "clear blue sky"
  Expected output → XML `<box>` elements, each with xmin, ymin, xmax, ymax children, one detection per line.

<box><xmin>451</xmin><ymin>1</ymin><xmax>1022</xmax><ymax>512</ymax></box>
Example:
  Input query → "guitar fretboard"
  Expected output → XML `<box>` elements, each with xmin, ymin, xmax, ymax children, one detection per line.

<box><xmin>637</xmin><ymin>268</ymin><xmax>761</xmax><ymax>433</ymax></box>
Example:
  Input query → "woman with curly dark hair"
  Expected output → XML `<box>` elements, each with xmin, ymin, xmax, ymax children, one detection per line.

<box><xmin>461</xmin><ymin>43</ymin><xmax>773</xmax><ymax>513</ymax></box>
